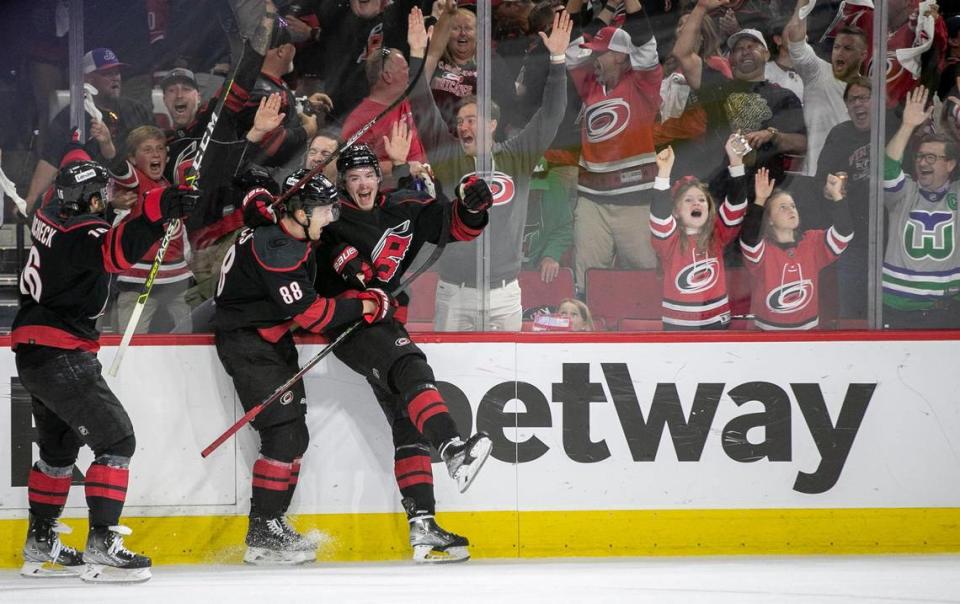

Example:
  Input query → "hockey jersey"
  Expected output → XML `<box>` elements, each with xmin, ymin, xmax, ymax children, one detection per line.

<box><xmin>213</xmin><ymin>223</ymin><xmax>365</xmax><ymax>342</ymax></box>
<box><xmin>12</xmin><ymin>198</ymin><xmax>166</xmax><ymax>352</ymax></box>
<box><xmin>740</xmin><ymin>203</ymin><xmax>853</xmax><ymax>330</ymax></box>
<box><xmin>315</xmin><ymin>187</ymin><xmax>488</xmax><ymax>317</ymax></box>
<box><xmin>650</xmin><ymin>171</ymin><xmax>747</xmax><ymax>327</ymax></box>
<box><xmin>882</xmin><ymin>158</ymin><xmax>960</xmax><ymax>311</ymax></box>
<box><xmin>566</xmin><ymin>11</ymin><xmax>663</xmax><ymax>202</ymax></box>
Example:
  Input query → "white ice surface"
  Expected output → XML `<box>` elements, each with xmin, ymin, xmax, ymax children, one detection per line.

<box><xmin>2</xmin><ymin>556</ymin><xmax>959</xmax><ymax>604</ymax></box>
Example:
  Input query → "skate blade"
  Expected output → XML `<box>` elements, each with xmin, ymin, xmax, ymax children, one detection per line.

<box><xmin>413</xmin><ymin>545</ymin><xmax>470</xmax><ymax>564</ymax></box>
<box><xmin>80</xmin><ymin>564</ymin><xmax>151</xmax><ymax>583</ymax></box>
<box><xmin>20</xmin><ymin>560</ymin><xmax>83</xmax><ymax>578</ymax></box>
<box><xmin>243</xmin><ymin>546</ymin><xmax>313</xmax><ymax>566</ymax></box>
<box><xmin>456</xmin><ymin>436</ymin><xmax>493</xmax><ymax>493</ymax></box>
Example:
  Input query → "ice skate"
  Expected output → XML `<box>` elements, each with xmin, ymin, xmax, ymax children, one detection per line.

<box><xmin>441</xmin><ymin>432</ymin><xmax>493</xmax><ymax>493</ymax></box>
<box><xmin>409</xmin><ymin>515</ymin><xmax>469</xmax><ymax>563</ymax></box>
<box><xmin>81</xmin><ymin>525</ymin><xmax>152</xmax><ymax>583</ymax></box>
<box><xmin>20</xmin><ymin>515</ymin><xmax>84</xmax><ymax>578</ymax></box>
<box><xmin>244</xmin><ymin>515</ymin><xmax>315</xmax><ymax>565</ymax></box>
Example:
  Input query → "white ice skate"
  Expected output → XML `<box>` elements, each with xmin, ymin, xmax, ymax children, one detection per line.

<box><xmin>441</xmin><ymin>432</ymin><xmax>493</xmax><ymax>493</ymax></box>
<box><xmin>20</xmin><ymin>516</ymin><xmax>84</xmax><ymax>578</ymax></box>
<box><xmin>409</xmin><ymin>515</ymin><xmax>469</xmax><ymax>563</ymax></box>
<box><xmin>81</xmin><ymin>525</ymin><xmax>152</xmax><ymax>583</ymax></box>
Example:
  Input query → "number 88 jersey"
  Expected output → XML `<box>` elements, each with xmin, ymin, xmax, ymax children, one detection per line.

<box><xmin>213</xmin><ymin>224</ymin><xmax>364</xmax><ymax>341</ymax></box>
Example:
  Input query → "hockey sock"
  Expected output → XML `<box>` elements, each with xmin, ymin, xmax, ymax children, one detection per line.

<box><xmin>404</xmin><ymin>387</ymin><xmax>459</xmax><ymax>450</ymax></box>
<box><xmin>280</xmin><ymin>457</ymin><xmax>302</xmax><ymax>513</ymax></box>
<box><xmin>28</xmin><ymin>462</ymin><xmax>73</xmax><ymax>519</ymax></box>
<box><xmin>394</xmin><ymin>445</ymin><xmax>435</xmax><ymax>518</ymax></box>
<box><xmin>251</xmin><ymin>456</ymin><xmax>293</xmax><ymax>517</ymax></box>
<box><xmin>85</xmin><ymin>457</ymin><xmax>129</xmax><ymax>527</ymax></box>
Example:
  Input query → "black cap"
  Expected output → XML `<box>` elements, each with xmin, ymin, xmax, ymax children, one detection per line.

<box><xmin>160</xmin><ymin>68</ymin><xmax>198</xmax><ymax>90</ymax></box>
<box><xmin>270</xmin><ymin>16</ymin><xmax>294</xmax><ymax>49</ymax></box>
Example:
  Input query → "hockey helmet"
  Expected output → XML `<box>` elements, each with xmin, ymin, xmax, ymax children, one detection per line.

<box><xmin>56</xmin><ymin>160</ymin><xmax>109</xmax><ymax>215</ymax></box>
<box><xmin>282</xmin><ymin>168</ymin><xmax>340</xmax><ymax>221</ymax></box>
<box><xmin>336</xmin><ymin>143</ymin><xmax>381</xmax><ymax>185</ymax></box>
<box><xmin>234</xmin><ymin>164</ymin><xmax>279</xmax><ymax>195</ymax></box>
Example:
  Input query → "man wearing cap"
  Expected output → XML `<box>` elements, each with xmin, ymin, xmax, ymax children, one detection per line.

<box><xmin>25</xmin><ymin>48</ymin><xmax>153</xmax><ymax>213</ymax></box>
<box><xmin>563</xmin><ymin>0</ymin><xmax>664</xmax><ymax>288</ymax></box>
<box><xmin>673</xmin><ymin>0</ymin><xmax>806</xmax><ymax>195</ymax></box>
<box><xmin>161</xmin><ymin>68</ymin><xmax>202</xmax><ymax>131</ymax></box>
<box><xmin>784</xmin><ymin>0</ymin><xmax>868</xmax><ymax>177</ymax></box>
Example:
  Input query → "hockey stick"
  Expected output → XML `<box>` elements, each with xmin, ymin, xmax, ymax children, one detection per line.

<box><xmin>201</xmin><ymin>200</ymin><xmax>451</xmax><ymax>458</ymax></box>
<box><xmin>108</xmin><ymin>47</ymin><xmax>248</xmax><ymax>377</ymax></box>
<box><xmin>270</xmin><ymin>40</ymin><xmax>431</xmax><ymax>209</ymax></box>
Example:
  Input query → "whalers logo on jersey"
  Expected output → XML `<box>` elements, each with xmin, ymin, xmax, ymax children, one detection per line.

<box><xmin>675</xmin><ymin>258</ymin><xmax>719</xmax><ymax>294</ymax></box>
<box><xmin>585</xmin><ymin>98</ymin><xmax>631</xmax><ymax>143</ymax></box>
<box><xmin>372</xmin><ymin>220</ymin><xmax>413</xmax><ymax>282</ymax></box>
<box><xmin>460</xmin><ymin>172</ymin><xmax>515</xmax><ymax>206</ymax></box>
<box><xmin>765</xmin><ymin>279</ymin><xmax>814</xmax><ymax>314</ymax></box>
<box><xmin>903</xmin><ymin>210</ymin><xmax>954</xmax><ymax>261</ymax></box>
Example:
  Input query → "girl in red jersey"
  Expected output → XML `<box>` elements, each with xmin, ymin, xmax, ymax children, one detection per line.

<box><xmin>649</xmin><ymin>134</ymin><xmax>748</xmax><ymax>330</ymax></box>
<box><xmin>739</xmin><ymin>168</ymin><xmax>853</xmax><ymax>330</ymax></box>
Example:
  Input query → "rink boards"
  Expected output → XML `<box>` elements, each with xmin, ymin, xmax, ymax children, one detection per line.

<box><xmin>1</xmin><ymin>331</ymin><xmax>959</xmax><ymax>565</ymax></box>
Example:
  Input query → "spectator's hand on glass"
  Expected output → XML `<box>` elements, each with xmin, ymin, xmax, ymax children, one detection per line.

<box><xmin>433</xmin><ymin>0</ymin><xmax>457</xmax><ymax>19</ymax></box>
<box><xmin>383</xmin><ymin>120</ymin><xmax>413</xmax><ymax>165</ymax></box>
<box><xmin>716</xmin><ymin>8</ymin><xmax>739</xmax><ymax>37</ymax></box>
<box><xmin>89</xmin><ymin>119</ymin><xmax>112</xmax><ymax>145</ymax></box>
<box><xmin>540</xmin><ymin>9</ymin><xmax>572</xmax><ymax>57</ymax></box>
<box><xmin>111</xmin><ymin>187</ymin><xmax>138</xmax><ymax>211</ymax></box>
<box><xmin>308</xmin><ymin>92</ymin><xmax>333</xmax><ymax>115</ymax></box>
<box><xmin>754</xmin><ymin>167</ymin><xmax>775</xmax><ymax>206</ymax></box>
<box><xmin>824</xmin><ymin>173</ymin><xmax>846</xmax><ymax>202</ymax></box>
<box><xmin>409</xmin><ymin>161</ymin><xmax>434</xmax><ymax>180</ymax></box>
<box><xmin>540</xmin><ymin>257</ymin><xmax>560</xmax><ymax>283</ymax></box>
<box><xmin>655</xmin><ymin>146</ymin><xmax>675</xmax><ymax>178</ymax></box>
<box><xmin>902</xmin><ymin>87</ymin><xmax>933</xmax><ymax>129</ymax></box>
<box><xmin>247</xmin><ymin>93</ymin><xmax>286</xmax><ymax>144</ymax></box>
<box><xmin>408</xmin><ymin>6</ymin><xmax>431</xmax><ymax>55</ymax></box>
<box><xmin>744</xmin><ymin>128</ymin><xmax>775</xmax><ymax>149</ymax></box>
<box><xmin>725</xmin><ymin>132</ymin><xmax>747</xmax><ymax>165</ymax></box>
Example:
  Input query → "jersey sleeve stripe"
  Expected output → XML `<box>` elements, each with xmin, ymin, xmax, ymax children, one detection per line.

<box><xmin>740</xmin><ymin>238</ymin><xmax>765</xmax><ymax>264</ymax></box>
<box><xmin>825</xmin><ymin>226</ymin><xmax>852</xmax><ymax>256</ymax></box>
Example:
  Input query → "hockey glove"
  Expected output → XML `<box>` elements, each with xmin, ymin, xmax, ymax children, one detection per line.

<box><xmin>158</xmin><ymin>185</ymin><xmax>200</xmax><ymax>220</ymax></box>
<box><xmin>357</xmin><ymin>287</ymin><xmax>396</xmax><ymax>324</ymax></box>
<box><xmin>332</xmin><ymin>242</ymin><xmax>374</xmax><ymax>290</ymax></box>
<box><xmin>456</xmin><ymin>176</ymin><xmax>493</xmax><ymax>213</ymax></box>
<box><xmin>241</xmin><ymin>187</ymin><xmax>279</xmax><ymax>228</ymax></box>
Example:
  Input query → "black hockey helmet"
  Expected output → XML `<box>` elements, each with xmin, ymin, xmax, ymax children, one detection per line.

<box><xmin>234</xmin><ymin>164</ymin><xmax>279</xmax><ymax>195</ymax></box>
<box><xmin>282</xmin><ymin>168</ymin><xmax>340</xmax><ymax>221</ymax></box>
<box><xmin>336</xmin><ymin>143</ymin><xmax>381</xmax><ymax>185</ymax></box>
<box><xmin>56</xmin><ymin>160</ymin><xmax>109</xmax><ymax>215</ymax></box>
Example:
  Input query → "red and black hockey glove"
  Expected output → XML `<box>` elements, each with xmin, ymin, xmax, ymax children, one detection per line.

<box><xmin>156</xmin><ymin>185</ymin><xmax>200</xmax><ymax>221</ymax></box>
<box><xmin>241</xmin><ymin>187</ymin><xmax>279</xmax><ymax>228</ymax></box>
<box><xmin>332</xmin><ymin>242</ymin><xmax>374</xmax><ymax>290</ymax></box>
<box><xmin>456</xmin><ymin>176</ymin><xmax>493</xmax><ymax>213</ymax></box>
<box><xmin>357</xmin><ymin>287</ymin><xmax>396</xmax><ymax>324</ymax></box>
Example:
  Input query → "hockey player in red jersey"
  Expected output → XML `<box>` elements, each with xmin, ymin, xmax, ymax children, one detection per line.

<box><xmin>14</xmin><ymin>152</ymin><xmax>197</xmax><ymax>583</ymax></box>
<box><xmin>310</xmin><ymin>143</ymin><xmax>495</xmax><ymax>563</ymax></box>
<box><xmin>739</xmin><ymin>167</ymin><xmax>853</xmax><ymax>330</ymax></box>
<box><xmin>650</xmin><ymin>134</ymin><xmax>748</xmax><ymax>330</ymax></box>
<box><xmin>214</xmin><ymin>169</ymin><xmax>394</xmax><ymax>565</ymax></box>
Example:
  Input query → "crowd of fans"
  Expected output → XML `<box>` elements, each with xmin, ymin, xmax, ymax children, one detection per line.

<box><xmin>4</xmin><ymin>0</ymin><xmax>960</xmax><ymax>332</ymax></box>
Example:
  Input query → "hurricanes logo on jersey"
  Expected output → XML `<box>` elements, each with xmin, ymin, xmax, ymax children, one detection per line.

<box><xmin>372</xmin><ymin>220</ymin><xmax>413</xmax><ymax>282</ymax></box>
<box><xmin>766</xmin><ymin>279</ymin><xmax>814</xmax><ymax>314</ymax></box>
<box><xmin>461</xmin><ymin>172</ymin><xmax>515</xmax><ymax>206</ymax></box>
<box><xmin>903</xmin><ymin>211</ymin><xmax>955</xmax><ymax>261</ymax></box>
<box><xmin>585</xmin><ymin>98</ymin><xmax>631</xmax><ymax>143</ymax></box>
<box><xmin>675</xmin><ymin>258</ymin><xmax>719</xmax><ymax>294</ymax></box>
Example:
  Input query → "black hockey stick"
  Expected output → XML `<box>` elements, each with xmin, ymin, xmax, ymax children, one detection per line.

<box><xmin>109</xmin><ymin>46</ymin><xmax>248</xmax><ymax>376</ymax></box>
<box><xmin>270</xmin><ymin>40</ymin><xmax>431</xmax><ymax>209</ymax></box>
<box><xmin>201</xmin><ymin>201</ymin><xmax>451</xmax><ymax>458</ymax></box>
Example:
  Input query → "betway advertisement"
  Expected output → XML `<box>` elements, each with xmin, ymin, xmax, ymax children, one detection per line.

<box><xmin>1</xmin><ymin>337</ymin><xmax>959</xmax><ymax>517</ymax></box>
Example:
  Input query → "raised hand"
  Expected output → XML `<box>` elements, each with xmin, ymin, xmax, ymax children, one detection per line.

<box><xmin>383</xmin><ymin>120</ymin><xmax>412</xmax><ymax>165</ymax></box>
<box><xmin>725</xmin><ymin>131</ymin><xmax>748</xmax><ymax>165</ymax></box>
<box><xmin>698</xmin><ymin>0</ymin><xmax>732</xmax><ymax>11</ymax></box>
<box><xmin>823</xmin><ymin>172</ymin><xmax>846</xmax><ymax>202</ymax></box>
<box><xmin>252</xmin><ymin>93</ymin><xmax>285</xmax><ymax>137</ymax></box>
<box><xmin>655</xmin><ymin>146</ymin><xmax>675</xmax><ymax>177</ymax></box>
<box><xmin>88</xmin><ymin>119</ymin><xmax>112</xmax><ymax>145</ymax></box>
<box><xmin>408</xmin><ymin>6</ymin><xmax>429</xmax><ymax>55</ymax></box>
<box><xmin>540</xmin><ymin>9</ymin><xmax>573</xmax><ymax>56</ymax></box>
<box><xmin>754</xmin><ymin>168</ymin><xmax>775</xmax><ymax>206</ymax></box>
<box><xmin>902</xmin><ymin>87</ymin><xmax>933</xmax><ymax>130</ymax></box>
